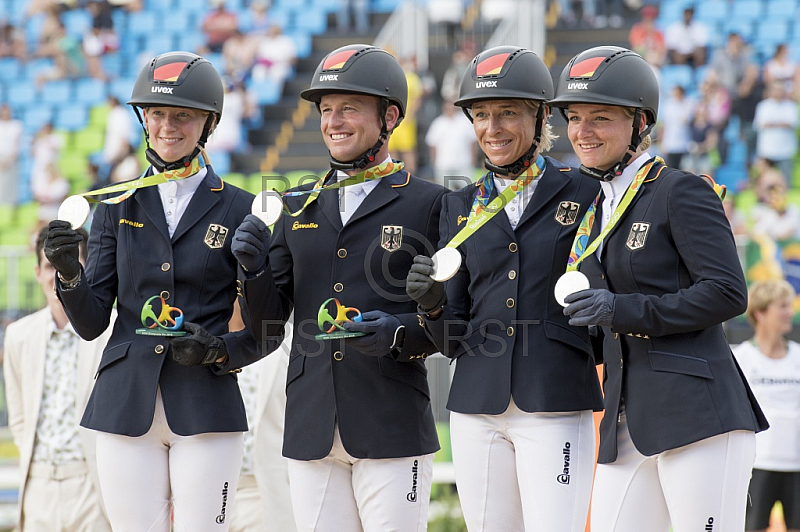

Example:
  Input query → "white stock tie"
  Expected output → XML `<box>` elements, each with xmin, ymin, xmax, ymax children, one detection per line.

<box><xmin>340</xmin><ymin>186</ymin><xmax>364</xmax><ymax>225</ymax></box>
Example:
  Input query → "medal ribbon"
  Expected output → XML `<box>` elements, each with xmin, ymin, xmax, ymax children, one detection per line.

<box><xmin>278</xmin><ymin>160</ymin><xmax>404</xmax><ymax>218</ymax></box>
<box><xmin>566</xmin><ymin>156</ymin><xmax>663</xmax><ymax>272</ymax></box>
<box><xmin>76</xmin><ymin>152</ymin><xmax>208</xmax><ymax>206</ymax></box>
<box><xmin>444</xmin><ymin>156</ymin><xmax>545</xmax><ymax>250</ymax></box>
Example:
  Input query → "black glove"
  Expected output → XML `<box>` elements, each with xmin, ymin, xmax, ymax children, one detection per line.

<box><xmin>342</xmin><ymin>311</ymin><xmax>404</xmax><ymax>357</ymax></box>
<box><xmin>44</xmin><ymin>220</ymin><xmax>84</xmax><ymax>281</ymax></box>
<box><xmin>168</xmin><ymin>322</ymin><xmax>229</xmax><ymax>366</ymax></box>
<box><xmin>406</xmin><ymin>255</ymin><xmax>446</xmax><ymax>312</ymax></box>
<box><xmin>563</xmin><ymin>289</ymin><xmax>616</xmax><ymax>327</ymax></box>
<box><xmin>232</xmin><ymin>214</ymin><xmax>271</xmax><ymax>273</ymax></box>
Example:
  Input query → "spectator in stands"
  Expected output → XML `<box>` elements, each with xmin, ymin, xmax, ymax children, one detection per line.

<box><xmin>0</xmin><ymin>104</ymin><xmax>23</xmax><ymax>208</ymax></box>
<box><xmin>31</xmin><ymin>122</ymin><xmax>64</xmax><ymax>199</ymax></box>
<box><xmin>241</xmin><ymin>0</ymin><xmax>271</xmax><ymax>36</ymax></box>
<box><xmin>593</xmin><ymin>0</ymin><xmax>623</xmax><ymax>29</ymax></box>
<box><xmin>750</xmin><ymin>165</ymin><xmax>800</xmax><ymax>241</ymax></box>
<box><xmin>424</xmin><ymin>98</ymin><xmax>476</xmax><ymax>189</ymax></box>
<box><xmin>0</xmin><ymin>21</ymin><xmax>26</xmax><ymax>60</ymax></box>
<box><xmin>35</xmin><ymin>6</ymin><xmax>65</xmax><ymax>60</ymax></box>
<box><xmin>427</xmin><ymin>0</ymin><xmax>464</xmax><ymax>49</ymax></box>
<box><xmin>659</xmin><ymin>85</ymin><xmax>695</xmax><ymax>168</ymax></box>
<box><xmin>764</xmin><ymin>43</ymin><xmax>800</xmax><ymax>101</ymax></box>
<box><xmin>388</xmin><ymin>56</ymin><xmax>423</xmax><ymax>173</ymax></box>
<box><xmin>222</xmin><ymin>28</ymin><xmax>257</xmax><ymax>82</ymax></box>
<box><xmin>87</xmin><ymin>0</ymin><xmax>118</xmax><ymax>52</ymax></box>
<box><xmin>206</xmin><ymin>78</ymin><xmax>257</xmax><ymax>156</ymax></box>
<box><xmin>108</xmin><ymin>142</ymin><xmax>141</xmax><ymax>184</ymax></box>
<box><xmin>664</xmin><ymin>6</ymin><xmax>709</xmax><ymax>66</ymax></box>
<box><xmin>754</xmin><ymin>82</ymin><xmax>799</xmax><ymax>182</ymax></box>
<box><xmin>557</xmin><ymin>0</ymin><xmax>596</xmax><ymax>28</ymax></box>
<box><xmin>337</xmin><ymin>0</ymin><xmax>369</xmax><ymax>34</ymax></box>
<box><xmin>82</xmin><ymin>26</ymin><xmax>109</xmax><ymax>81</ymax></box>
<box><xmin>683</xmin><ymin>102</ymin><xmax>720</xmax><ymax>177</ymax></box>
<box><xmin>440</xmin><ymin>38</ymin><xmax>476</xmax><ymax>102</ymax></box>
<box><xmin>101</xmin><ymin>95</ymin><xmax>135</xmax><ymax>181</ymax></box>
<box><xmin>35</xmin><ymin>21</ymin><xmax>86</xmax><ymax>86</ymax></box>
<box><xmin>4</xmin><ymin>226</ymin><xmax>113</xmax><ymax>532</ymax></box>
<box><xmin>251</xmin><ymin>24</ymin><xmax>297</xmax><ymax>87</ymax></box>
<box><xmin>710</xmin><ymin>32</ymin><xmax>761</xmax><ymax>163</ymax></box>
<box><xmin>201</xmin><ymin>0</ymin><xmax>238</xmax><ymax>54</ymax></box>
<box><xmin>734</xmin><ymin>279</ymin><xmax>800</xmax><ymax>532</ymax></box>
<box><xmin>628</xmin><ymin>5</ymin><xmax>666</xmax><ymax>68</ymax></box>
<box><xmin>33</xmin><ymin>162</ymin><xmax>70</xmax><ymax>223</ymax></box>
<box><xmin>722</xmin><ymin>193</ymin><xmax>748</xmax><ymax>237</ymax></box>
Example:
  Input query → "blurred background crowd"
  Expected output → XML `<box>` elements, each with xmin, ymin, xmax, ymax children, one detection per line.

<box><xmin>0</xmin><ymin>0</ymin><xmax>799</xmax><ymax>528</ymax></box>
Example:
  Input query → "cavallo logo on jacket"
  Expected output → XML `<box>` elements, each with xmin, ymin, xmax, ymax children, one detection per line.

<box><xmin>554</xmin><ymin>201</ymin><xmax>580</xmax><ymax>226</ymax></box>
<box><xmin>381</xmin><ymin>225</ymin><xmax>403</xmax><ymax>252</ymax></box>
<box><xmin>204</xmin><ymin>224</ymin><xmax>229</xmax><ymax>249</ymax></box>
<box><xmin>626</xmin><ymin>222</ymin><xmax>650</xmax><ymax>250</ymax></box>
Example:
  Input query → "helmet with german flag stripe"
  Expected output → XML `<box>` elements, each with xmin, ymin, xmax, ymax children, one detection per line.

<box><xmin>454</xmin><ymin>46</ymin><xmax>553</xmax><ymax>111</ymax></box>
<box><xmin>128</xmin><ymin>51</ymin><xmax>224</xmax><ymax>117</ymax></box>
<box><xmin>550</xmin><ymin>46</ymin><xmax>658</xmax><ymax>125</ymax></box>
<box><xmin>300</xmin><ymin>44</ymin><xmax>407</xmax><ymax>118</ymax></box>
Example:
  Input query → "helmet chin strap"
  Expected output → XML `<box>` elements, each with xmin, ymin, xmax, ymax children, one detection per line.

<box><xmin>579</xmin><ymin>109</ymin><xmax>654</xmax><ymax>182</ymax></box>
<box><xmin>135</xmin><ymin>109</ymin><xmax>216</xmax><ymax>172</ymax></box>
<box><xmin>329</xmin><ymin>99</ymin><xmax>391</xmax><ymax>172</ymax></box>
<box><xmin>484</xmin><ymin>104</ymin><xmax>545</xmax><ymax>177</ymax></box>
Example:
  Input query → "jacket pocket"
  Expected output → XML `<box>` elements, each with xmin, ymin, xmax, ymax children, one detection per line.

<box><xmin>544</xmin><ymin>321</ymin><xmax>592</xmax><ymax>356</ymax></box>
<box><xmin>97</xmin><ymin>341</ymin><xmax>131</xmax><ymax>375</ymax></box>
<box><xmin>649</xmin><ymin>351</ymin><xmax>714</xmax><ymax>379</ymax></box>
<box><xmin>378</xmin><ymin>357</ymin><xmax>430</xmax><ymax>399</ymax></box>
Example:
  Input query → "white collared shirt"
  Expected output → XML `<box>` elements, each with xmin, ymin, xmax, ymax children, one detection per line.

<box><xmin>338</xmin><ymin>155</ymin><xmax>392</xmax><ymax>225</ymax></box>
<box><xmin>32</xmin><ymin>315</ymin><xmax>84</xmax><ymax>465</ymax></box>
<box><xmin>157</xmin><ymin>166</ymin><xmax>208</xmax><ymax>237</ymax></box>
<box><xmin>493</xmin><ymin>164</ymin><xmax>545</xmax><ymax>230</ymax></box>
<box><xmin>597</xmin><ymin>152</ymin><xmax>652</xmax><ymax>255</ymax></box>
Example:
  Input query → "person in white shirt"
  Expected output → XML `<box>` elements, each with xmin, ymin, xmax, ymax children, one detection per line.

<box><xmin>424</xmin><ymin>98</ymin><xmax>477</xmax><ymax>190</ymax></box>
<box><xmin>664</xmin><ymin>7</ymin><xmax>708</xmax><ymax>66</ymax></box>
<box><xmin>4</xmin><ymin>226</ymin><xmax>113</xmax><ymax>531</ymax></box>
<box><xmin>734</xmin><ymin>279</ymin><xmax>800</xmax><ymax>532</ymax></box>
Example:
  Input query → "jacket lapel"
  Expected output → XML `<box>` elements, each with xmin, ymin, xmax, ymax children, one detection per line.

<box><xmin>516</xmin><ymin>167</ymin><xmax>568</xmax><ymax>229</ymax></box>
<box><xmin>481</xmin><ymin>177</ymin><xmax>515</xmax><ymax>239</ymax></box>
<box><xmin>134</xmin><ymin>184</ymin><xmax>171</xmax><ymax>243</ymax></box>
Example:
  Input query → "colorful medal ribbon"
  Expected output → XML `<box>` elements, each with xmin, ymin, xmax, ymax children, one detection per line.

<box><xmin>566</xmin><ymin>156</ymin><xmax>664</xmax><ymax>272</ymax></box>
<box><xmin>444</xmin><ymin>155</ymin><xmax>545</xmax><ymax>250</ymax></box>
<box><xmin>277</xmin><ymin>160</ymin><xmax>404</xmax><ymax>218</ymax></box>
<box><xmin>76</xmin><ymin>151</ymin><xmax>208</xmax><ymax>206</ymax></box>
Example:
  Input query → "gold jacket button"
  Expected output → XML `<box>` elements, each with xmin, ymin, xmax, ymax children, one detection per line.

<box><xmin>333</xmin><ymin>351</ymin><xmax>344</xmax><ymax>361</ymax></box>
<box><xmin>333</xmin><ymin>283</ymin><xmax>343</xmax><ymax>293</ymax></box>
<box><xmin>160</xmin><ymin>290</ymin><xmax>170</xmax><ymax>300</ymax></box>
<box><xmin>506</xmin><ymin>298</ymin><xmax>515</xmax><ymax>308</ymax></box>
<box><xmin>161</xmin><ymin>263</ymin><xmax>171</xmax><ymax>272</ymax></box>
<box><xmin>508</xmin><ymin>270</ymin><xmax>517</xmax><ymax>280</ymax></box>
<box><xmin>337</xmin><ymin>249</ymin><xmax>347</xmax><ymax>258</ymax></box>
<box><xmin>155</xmin><ymin>345</ymin><xmax>165</xmax><ymax>355</ymax></box>
<box><xmin>506</xmin><ymin>326</ymin><xmax>514</xmax><ymax>336</ymax></box>
<box><xmin>614</xmin><ymin>333</ymin><xmax>619</xmax><ymax>339</ymax></box>
<box><xmin>508</xmin><ymin>242</ymin><xmax>518</xmax><ymax>253</ymax></box>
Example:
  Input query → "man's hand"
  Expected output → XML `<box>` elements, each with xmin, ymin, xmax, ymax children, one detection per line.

<box><xmin>232</xmin><ymin>214</ymin><xmax>271</xmax><ymax>273</ymax></box>
<box><xmin>44</xmin><ymin>220</ymin><xmax>83</xmax><ymax>281</ymax></box>
<box><xmin>563</xmin><ymin>289</ymin><xmax>615</xmax><ymax>327</ymax></box>
<box><xmin>342</xmin><ymin>311</ymin><xmax>404</xmax><ymax>357</ymax></box>
<box><xmin>405</xmin><ymin>255</ymin><xmax>446</xmax><ymax>312</ymax></box>
<box><xmin>168</xmin><ymin>322</ymin><xmax>229</xmax><ymax>366</ymax></box>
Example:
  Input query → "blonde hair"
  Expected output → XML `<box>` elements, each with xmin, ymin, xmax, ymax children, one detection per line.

<box><xmin>745</xmin><ymin>279</ymin><xmax>795</xmax><ymax>326</ymax></box>
<box><xmin>622</xmin><ymin>107</ymin><xmax>652</xmax><ymax>151</ymax></box>
<box><xmin>523</xmin><ymin>100</ymin><xmax>557</xmax><ymax>153</ymax></box>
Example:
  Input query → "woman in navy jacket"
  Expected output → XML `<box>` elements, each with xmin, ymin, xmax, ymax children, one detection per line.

<box><xmin>406</xmin><ymin>46</ymin><xmax>603</xmax><ymax>532</ymax></box>
<box><xmin>44</xmin><ymin>52</ymin><xmax>261</xmax><ymax>531</ymax></box>
<box><xmin>552</xmin><ymin>46</ymin><xmax>768</xmax><ymax>532</ymax></box>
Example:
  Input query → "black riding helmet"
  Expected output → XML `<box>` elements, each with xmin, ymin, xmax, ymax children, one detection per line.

<box><xmin>128</xmin><ymin>51</ymin><xmax>224</xmax><ymax>172</ymax></box>
<box><xmin>300</xmin><ymin>44</ymin><xmax>408</xmax><ymax>171</ymax></box>
<box><xmin>454</xmin><ymin>46</ymin><xmax>554</xmax><ymax>176</ymax></box>
<box><xmin>550</xmin><ymin>46</ymin><xmax>659</xmax><ymax>181</ymax></box>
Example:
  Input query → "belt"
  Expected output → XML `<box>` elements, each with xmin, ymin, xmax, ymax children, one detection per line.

<box><xmin>29</xmin><ymin>460</ymin><xmax>88</xmax><ymax>480</ymax></box>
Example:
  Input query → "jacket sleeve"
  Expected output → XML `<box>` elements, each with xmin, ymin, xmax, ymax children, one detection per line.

<box><xmin>3</xmin><ymin>322</ymin><xmax>25</xmax><ymax>448</ymax></box>
<box><xmin>58</xmin><ymin>203</ymin><xmax>118</xmax><ymax>341</ymax></box>
<box><xmin>611</xmin><ymin>174</ymin><xmax>748</xmax><ymax>337</ymax></box>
